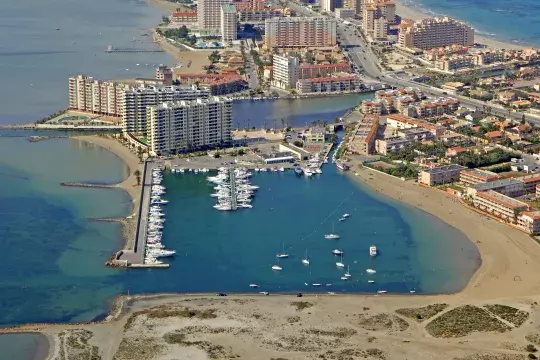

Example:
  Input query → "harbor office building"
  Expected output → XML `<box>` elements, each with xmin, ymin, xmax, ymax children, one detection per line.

<box><xmin>146</xmin><ymin>97</ymin><xmax>232</xmax><ymax>156</ymax></box>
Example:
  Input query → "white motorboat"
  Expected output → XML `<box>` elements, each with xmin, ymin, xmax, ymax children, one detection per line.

<box><xmin>279</xmin><ymin>167</ymin><xmax>285</xmax><ymax>172</ymax></box>
<box><xmin>341</xmin><ymin>276</ymin><xmax>348</xmax><ymax>280</ymax></box>
<box><xmin>294</xmin><ymin>166</ymin><xmax>303</xmax><ymax>175</ymax></box>
<box><xmin>368</xmin><ymin>280</ymin><xmax>375</xmax><ymax>284</ymax></box>
<box><xmin>409</xmin><ymin>290</ymin><xmax>416</xmax><ymax>293</ymax></box>
<box><xmin>324</xmin><ymin>222</ymin><xmax>340</xmax><ymax>239</ymax></box>
<box><xmin>332</xmin><ymin>249</ymin><xmax>343</xmax><ymax>255</ymax></box>
<box><xmin>312</xmin><ymin>283</ymin><xmax>321</xmax><ymax>287</ymax></box>
<box><xmin>377</xmin><ymin>290</ymin><xmax>387</xmax><ymax>294</ymax></box>
<box><xmin>370</xmin><ymin>245</ymin><xmax>377</xmax><ymax>257</ymax></box>
<box><xmin>338</xmin><ymin>217</ymin><xmax>346</xmax><ymax>222</ymax></box>
<box><xmin>366</xmin><ymin>269</ymin><xmax>376</xmax><ymax>274</ymax></box>
<box><xmin>301</xmin><ymin>249</ymin><xmax>310</xmax><ymax>265</ymax></box>
<box><xmin>148</xmin><ymin>249</ymin><xmax>176</xmax><ymax>258</ymax></box>
<box><xmin>249</xmin><ymin>284</ymin><xmax>259</xmax><ymax>288</ymax></box>
<box><xmin>271</xmin><ymin>264</ymin><xmax>282</xmax><ymax>271</ymax></box>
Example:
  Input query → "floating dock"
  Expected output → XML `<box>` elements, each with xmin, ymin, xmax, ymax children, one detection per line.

<box><xmin>229</xmin><ymin>168</ymin><xmax>238</xmax><ymax>210</ymax></box>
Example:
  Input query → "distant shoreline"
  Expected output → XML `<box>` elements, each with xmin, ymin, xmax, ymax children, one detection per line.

<box><xmin>394</xmin><ymin>0</ymin><xmax>529</xmax><ymax>50</ymax></box>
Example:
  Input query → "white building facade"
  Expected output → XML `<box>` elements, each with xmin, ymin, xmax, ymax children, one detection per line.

<box><xmin>272</xmin><ymin>53</ymin><xmax>300</xmax><ymax>89</ymax></box>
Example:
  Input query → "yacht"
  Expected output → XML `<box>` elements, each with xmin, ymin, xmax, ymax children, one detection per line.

<box><xmin>148</xmin><ymin>249</ymin><xmax>176</xmax><ymax>258</ymax></box>
<box><xmin>366</xmin><ymin>269</ymin><xmax>376</xmax><ymax>274</ymax></box>
<box><xmin>324</xmin><ymin>222</ymin><xmax>340</xmax><ymax>239</ymax></box>
<box><xmin>370</xmin><ymin>245</ymin><xmax>377</xmax><ymax>257</ymax></box>
<box><xmin>377</xmin><ymin>290</ymin><xmax>387</xmax><ymax>294</ymax></box>
<box><xmin>332</xmin><ymin>249</ymin><xmax>343</xmax><ymax>255</ymax></box>
<box><xmin>344</xmin><ymin>266</ymin><xmax>351</xmax><ymax>278</ymax></box>
<box><xmin>294</xmin><ymin>166</ymin><xmax>303</xmax><ymax>175</ymax></box>
<box><xmin>336</xmin><ymin>162</ymin><xmax>349</xmax><ymax>171</ymax></box>
<box><xmin>368</xmin><ymin>280</ymin><xmax>375</xmax><ymax>284</ymax></box>
<box><xmin>249</xmin><ymin>284</ymin><xmax>259</xmax><ymax>288</ymax></box>
<box><xmin>341</xmin><ymin>276</ymin><xmax>348</xmax><ymax>280</ymax></box>
<box><xmin>312</xmin><ymin>283</ymin><xmax>321</xmax><ymax>287</ymax></box>
<box><xmin>276</xmin><ymin>243</ymin><xmax>289</xmax><ymax>258</ymax></box>
<box><xmin>301</xmin><ymin>249</ymin><xmax>310</xmax><ymax>265</ymax></box>
<box><xmin>336</xmin><ymin>254</ymin><xmax>345</xmax><ymax>268</ymax></box>
<box><xmin>342</xmin><ymin>214</ymin><xmax>350</xmax><ymax>218</ymax></box>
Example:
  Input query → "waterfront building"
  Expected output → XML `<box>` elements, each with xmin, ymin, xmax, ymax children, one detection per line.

<box><xmin>347</xmin><ymin>114</ymin><xmax>380</xmax><ymax>155</ymax></box>
<box><xmin>299</xmin><ymin>63</ymin><xmax>351</xmax><ymax>79</ymax></box>
<box><xmin>296</xmin><ymin>75</ymin><xmax>362</xmax><ymax>94</ymax></box>
<box><xmin>304</xmin><ymin>126</ymin><xmax>326</xmax><ymax>153</ymax></box>
<box><xmin>237</xmin><ymin>8</ymin><xmax>283</xmax><ymax>22</ymax></box>
<box><xmin>171</xmin><ymin>11</ymin><xmax>198</xmax><ymax>24</ymax></box>
<box><xmin>460</xmin><ymin>169</ymin><xmax>500</xmax><ymax>187</ymax></box>
<box><xmin>155</xmin><ymin>66</ymin><xmax>173</xmax><ymax>86</ymax></box>
<box><xmin>146</xmin><ymin>97</ymin><xmax>232</xmax><ymax>155</ymax></box>
<box><xmin>198</xmin><ymin>0</ymin><xmax>230</xmax><ymax>32</ymax></box>
<box><xmin>201</xmin><ymin>76</ymin><xmax>246</xmax><ymax>95</ymax></box>
<box><xmin>375</xmin><ymin>137</ymin><xmax>411</xmax><ymax>155</ymax></box>
<box><xmin>398</xmin><ymin>17</ymin><xmax>474</xmax><ymax>50</ymax></box>
<box><xmin>418</xmin><ymin>164</ymin><xmax>465</xmax><ymax>186</ymax></box>
<box><xmin>68</xmin><ymin>74</ymin><xmax>128</xmax><ymax>117</ymax></box>
<box><xmin>518</xmin><ymin>211</ymin><xmax>540</xmax><ymax>234</ymax></box>
<box><xmin>472</xmin><ymin>190</ymin><xmax>529</xmax><ymax>223</ymax></box>
<box><xmin>474</xmin><ymin>51</ymin><xmax>505</xmax><ymax>65</ymax></box>
<box><xmin>279</xmin><ymin>143</ymin><xmax>310</xmax><ymax>160</ymax></box>
<box><xmin>261</xmin><ymin>152</ymin><xmax>296</xmax><ymax>164</ymax></box>
<box><xmin>466</xmin><ymin>178</ymin><xmax>524</xmax><ymax>198</ymax></box>
<box><xmin>122</xmin><ymin>86</ymin><xmax>211</xmax><ymax>134</ymax></box>
<box><xmin>334</xmin><ymin>8</ymin><xmax>356</xmax><ymax>19</ymax></box>
<box><xmin>264</xmin><ymin>17</ymin><xmax>337</xmax><ymax>49</ymax></box>
<box><xmin>272</xmin><ymin>53</ymin><xmax>300</xmax><ymax>89</ymax></box>
<box><xmin>221</xmin><ymin>4</ymin><xmax>237</xmax><ymax>42</ymax></box>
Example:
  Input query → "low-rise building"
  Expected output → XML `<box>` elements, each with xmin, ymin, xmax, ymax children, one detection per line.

<box><xmin>467</xmin><ymin>178</ymin><xmax>524</xmax><ymax>197</ymax></box>
<box><xmin>375</xmin><ymin>137</ymin><xmax>411</xmax><ymax>155</ymax></box>
<box><xmin>385</xmin><ymin>114</ymin><xmax>444</xmax><ymax>139</ymax></box>
<box><xmin>537</xmin><ymin>183</ymin><xmax>540</xmax><ymax>198</ymax></box>
<box><xmin>414</xmin><ymin>98</ymin><xmax>460</xmax><ymax>118</ymax></box>
<box><xmin>304</xmin><ymin>126</ymin><xmax>326</xmax><ymax>153</ymax></box>
<box><xmin>520</xmin><ymin>174</ymin><xmax>540</xmax><ymax>194</ymax></box>
<box><xmin>296</xmin><ymin>75</ymin><xmax>362</xmax><ymax>94</ymax></box>
<box><xmin>279</xmin><ymin>143</ymin><xmax>310</xmax><ymax>160</ymax></box>
<box><xmin>335</xmin><ymin>8</ymin><xmax>356</xmax><ymax>19</ymax></box>
<box><xmin>201</xmin><ymin>76</ymin><xmax>246</xmax><ymax>95</ymax></box>
<box><xmin>348</xmin><ymin>114</ymin><xmax>380</xmax><ymax>155</ymax></box>
<box><xmin>362</xmin><ymin>99</ymin><xmax>387</xmax><ymax>115</ymax></box>
<box><xmin>518</xmin><ymin>211</ymin><xmax>540</xmax><ymax>234</ymax></box>
<box><xmin>485</xmin><ymin>131</ymin><xmax>504</xmax><ymax>143</ymax></box>
<box><xmin>397</xmin><ymin>128</ymin><xmax>434</xmax><ymax>141</ymax></box>
<box><xmin>171</xmin><ymin>11</ymin><xmax>198</xmax><ymax>23</ymax></box>
<box><xmin>460</xmin><ymin>168</ymin><xmax>500</xmax><ymax>186</ymax></box>
<box><xmin>260</xmin><ymin>151</ymin><xmax>295</xmax><ymax>164</ymax></box>
<box><xmin>418</xmin><ymin>164</ymin><xmax>465</xmax><ymax>186</ymax></box>
<box><xmin>472</xmin><ymin>190</ymin><xmax>529</xmax><ymax>223</ymax></box>
<box><xmin>299</xmin><ymin>63</ymin><xmax>351</xmax><ymax>79</ymax></box>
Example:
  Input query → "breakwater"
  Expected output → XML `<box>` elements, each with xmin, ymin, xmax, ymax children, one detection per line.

<box><xmin>60</xmin><ymin>182</ymin><xmax>116</xmax><ymax>189</ymax></box>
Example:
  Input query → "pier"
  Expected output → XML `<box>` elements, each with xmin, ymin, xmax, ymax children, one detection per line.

<box><xmin>229</xmin><ymin>168</ymin><xmax>238</xmax><ymax>210</ymax></box>
<box><xmin>60</xmin><ymin>182</ymin><xmax>116</xmax><ymax>189</ymax></box>
<box><xmin>105</xmin><ymin>45</ymin><xmax>164</xmax><ymax>53</ymax></box>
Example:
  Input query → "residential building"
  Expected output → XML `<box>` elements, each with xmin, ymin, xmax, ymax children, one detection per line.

<box><xmin>322</xmin><ymin>0</ymin><xmax>343</xmax><ymax>13</ymax></box>
<box><xmin>435</xmin><ymin>55</ymin><xmax>475</xmax><ymax>72</ymax></box>
<box><xmin>237</xmin><ymin>8</ymin><xmax>283</xmax><ymax>22</ymax></box>
<box><xmin>467</xmin><ymin>178</ymin><xmax>524</xmax><ymax>198</ymax></box>
<box><xmin>385</xmin><ymin>114</ymin><xmax>444</xmax><ymax>139</ymax></box>
<box><xmin>68</xmin><ymin>74</ymin><xmax>128</xmax><ymax>117</ymax></box>
<box><xmin>485</xmin><ymin>130</ymin><xmax>504</xmax><ymax>143</ymax></box>
<box><xmin>373</xmin><ymin>17</ymin><xmax>388</xmax><ymax>39</ymax></box>
<box><xmin>296</xmin><ymin>75</ymin><xmax>362</xmax><ymax>94</ymax></box>
<box><xmin>335</xmin><ymin>8</ymin><xmax>356</xmax><ymax>19</ymax></box>
<box><xmin>397</xmin><ymin>128</ymin><xmax>433</xmax><ymax>141</ymax></box>
<box><xmin>418</xmin><ymin>164</ymin><xmax>465</xmax><ymax>186</ymax></box>
<box><xmin>375</xmin><ymin>137</ymin><xmax>411</xmax><ymax>155</ymax></box>
<box><xmin>475</xmin><ymin>51</ymin><xmax>505</xmax><ymax>65</ymax></box>
<box><xmin>460</xmin><ymin>169</ymin><xmax>500</xmax><ymax>186</ymax></box>
<box><xmin>304</xmin><ymin>126</ymin><xmax>326</xmax><ymax>153</ymax></box>
<box><xmin>472</xmin><ymin>190</ymin><xmax>529</xmax><ymax>223</ymax></box>
<box><xmin>362</xmin><ymin>0</ymin><xmax>395</xmax><ymax>39</ymax></box>
<box><xmin>272</xmin><ymin>53</ymin><xmax>300</xmax><ymax>89</ymax></box>
<box><xmin>537</xmin><ymin>183</ymin><xmax>540</xmax><ymax>198</ymax></box>
<box><xmin>347</xmin><ymin>114</ymin><xmax>380</xmax><ymax>155</ymax></box>
<box><xmin>264</xmin><ymin>17</ymin><xmax>337</xmax><ymax>48</ymax></box>
<box><xmin>156</xmin><ymin>66</ymin><xmax>173</xmax><ymax>86</ymax></box>
<box><xmin>520</xmin><ymin>174</ymin><xmax>540</xmax><ymax>194</ymax></box>
<box><xmin>198</xmin><ymin>0</ymin><xmax>229</xmax><ymax>32</ymax></box>
<box><xmin>122</xmin><ymin>86</ymin><xmax>211</xmax><ymax>134</ymax></box>
<box><xmin>398</xmin><ymin>17</ymin><xmax>474</xmax><ymax>50</ymax></box>
<box><xmin>299</xmin><ymin>63</ymin><xmax>351</xmax><ymax>79</ymax></box>
<box><xmin>221</xmin><ymin>4</ymin><xmax>237</xmax><ymax>42</ymax></box>
<box><xmin>413</xmin><ymin>98</ymin><xmax>460</xmax><ymax>118</ymax></box>
<box><xmin>171</xmin><ymin>11</ymin><xmax>198</xmax><ymax>24</ymax></box>
<box><xmin>201</xmin><ymin>75</ymin><xmax>246</xmax><ymax>95</ymax></box>
<box><xmin>362</xmin><ymin>99</ymin><xmax>387</xmax><ymax>115</ymax></box>
<box><xmin>146</xmin><ymin>97</ymin><xmax>232</xmax><ymax>155</ymax></box>
<box><xmin>517</xmin><ymin>211</ymin><xmax>540</xmax><ymax>234</ymax></box>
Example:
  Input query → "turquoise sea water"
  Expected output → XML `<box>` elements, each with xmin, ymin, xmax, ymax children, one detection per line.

<box><xmin>404</xmin><ymin>0</ymin><xmax>540</xmax><ymax>46</ymax></box>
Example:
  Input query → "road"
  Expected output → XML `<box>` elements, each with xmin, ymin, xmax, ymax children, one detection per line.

<box><xmin>242</xmin><ymin>40</ymin><xmax>260</xmax><ymax>89</ymax></box>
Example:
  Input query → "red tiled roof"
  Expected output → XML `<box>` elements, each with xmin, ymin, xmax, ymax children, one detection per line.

<box><xmin>485</xmin><ymin>131</ymin><xmax>503</xmax><ymax>138</ymax></box>
<box><xmin>299</xmin><ymin>63</ymin><xmax>350</xmax><ymax>70</ymax></box>
<box><xmin>172</xmin><ymin>11</ymin><xmax>197</xmax><ymax>16</ymax></box>
<box><xmin>306</xmin><ymin>76</ymin><xmax>357</xmax><ymax>83</ymax></box>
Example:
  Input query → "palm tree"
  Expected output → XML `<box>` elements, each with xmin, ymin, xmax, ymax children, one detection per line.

<box><xmin>134</xmin><ymin>169</ymin><xmax>141</xmax><ymax>186</ymax></box>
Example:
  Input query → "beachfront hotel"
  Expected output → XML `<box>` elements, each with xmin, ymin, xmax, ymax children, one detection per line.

<box><xmin>146</xmin><ymin>97</ymin><xmax>232</xmax><ymax>156</ymax></box>
<box><xmin>198</xmin><ymin>0</ymin><xmax>230</xmax><ymax>32</ymax></box>
<box><xmin>264</xmin><ymin>17</ymin><xmax>337</xmax><ymax>48</ymax></box>
<box><xmin>418</xmin><ymin>164</ymin><xmax>465</xmax><ymax>186</ymax></box>
<box><xmin>398</xmin><ymin>17</ymin><xmax>474</xmax><ymax>50</ymax></box>
<box><xmin>220</xmin><ymin>3</ymin><xmax>237</xmax><ymax>42</ymax></box>
<box><xmin>472</xmin><ymin>190</ymin><xmax>529</xmax><ymax>223</ymax></box>
<box><xmin>68</xmin><ymin>74</ymin><xmax>130</xmax><ymax>117</ymax></box>
<box><xmin>121</xmin><ymin>86</ymin><xmax>211</xmax><ymax>135</ymax></box>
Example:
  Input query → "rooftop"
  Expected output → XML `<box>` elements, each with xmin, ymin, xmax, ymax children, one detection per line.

<box><xmin>460</xmin><ymin>168</ymin><xmax>499</xmax><ymax>180</ymax></box>
<box><xmin>221</xmin><ymin>3</ymin><xmax>237</xmax><ymax>13</ymax></box>
<box><xmin>476</xmin><ymin>190</ymin><xmax>529</xmax><ymax>210</ymax></box>
<box><xmin>472</xmin><ymin>178</ymin><xmax>523</xmax><ymax>191</ymax></box>
<box><xmin>422</xmin><ymin>164</ymin><xmax>465</xmax><ymax>174</ymax></box>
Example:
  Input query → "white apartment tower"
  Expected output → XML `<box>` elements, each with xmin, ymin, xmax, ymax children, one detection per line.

<box><xmin>121</xmin><ymin>86</ymin><xmax>211</xmax><ymax>134</ymax></box>
<box><xmin>398</xmin><ymin>16</ymin><xmax>474</xmax><ymax>50</ymax></box>
<box><xmin>68</xmin><ymin>74</ymin><xmax>127</xmax><ymax>117</ymax></box>
<box><xmin>272</xmin><ymin>53</ymin><xmax>300</xmax><ymax>89</ymax></box>
<box><xmin>322</xmin><ymin>0</ymin><xmax>343</xmax><ymax>13</ymax></box>
<box><xmin>220</xmin><ymin>3</ymin><xmax>237</xmax><ymax>42</ymax></box>
<box><xmin>146</xmin><ymin>97</ymin><xmax>233</xmax><ymax>155</ymax></box>
<box><xmin>264</xmin><ymin>17</ymin><xmax>337</xmax><ymax>48</ymax></box>
<box><xmin>198</xmin><ymin>0</ymin><xmax>230</xmax><ymax>31</ymax></box>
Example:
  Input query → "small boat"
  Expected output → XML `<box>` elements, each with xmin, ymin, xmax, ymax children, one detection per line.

<box><xmin>324</xmin><ymin>222</ymin><xmax>340</xmax><ymax>240</ymax></box>
<box><xmin>272</xmin><ymin>258</ymin><xmax>282</xmax><ymax>271</ymax></box>
<box><xmin>336</xmin><ymin>254</ymin><xmax>345</xmax><ymax>268</ymax></box>
<box><xmin>366</xmin><ymin>269</ymin><xmax>376</xmax><ymax>274</ymax></box>
<box><xmin>276</xmin><ymin>243</ymin><xmax>289</xmax><ymax>258</ymax></box>
<box><xmin>312</xmin><ymin>283</ymin><xmax>321</xmax><ymax>286</ymax></box>
<box><xmin>294</xmin><ymin>166</ymin><xmax>303</xmax><ymax>175</ymax></box>
<box><xmin>332</xmin><ymin>249</ymin><xmax>343</xmax><ymax>255</ymax></box>
<box><xmin>370</xmin><ymin>245</ymin><xmax>377</xmax><ymax>257</ymax></box>
<box><xmin>368</xmin><ymin>280</ymin><xmax>375</xmax><ymax>284</ymax></box>
<box><xmin>249</xmin><ymin>284</ymin><xmax>259</xmax><ymax>288</ymax></box>
<box><xmin>343</xmin><ymin>214</ymin><xmax>350</xmax><ymax>218</ymax></box>
<box><xmin>336</xmin><ymin>161</ymin><xmax>349</xmax><ymax>171</ymax></box>
<box><xmin>54</xmin><ymin>28</ymin><xmax>60</xmax><ymax>31</ymax></box>
<box><xmin>341</xmin><ymin>276</ymin><xmax>348</xmax><ymax>280</ymax></box>
<box><xmin>259</xmin><ymin>291</ymin><xmax>269</xmax><ymax>295</ymax></box>
<box><xmin>409</xmin><ymin>290</ymin><xmax>416</xmax><ymax>293</ymax></box>
<box><xmin>377</xmin><ymin>290</ymin><xmax>387</xmax><ymax>294</ymax></box>
<box><xmin>301</xmin><ymin>249</ymin><xmax>310</xmax><ymax>265</ymax></box>
<box><xmin>338</xmin><ymin>217</ymin><xmax>346</xmax><ymax>222</ymax></box>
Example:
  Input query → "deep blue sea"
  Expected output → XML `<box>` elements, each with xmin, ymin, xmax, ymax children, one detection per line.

<box><xmin>404</xmin><ymin>0</ymin><xmax>540</xmax><ymax>46</ymax></box>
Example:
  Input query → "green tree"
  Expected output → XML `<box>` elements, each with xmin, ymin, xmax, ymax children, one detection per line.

<box><xmin>134</xmin><ymin>169</ymin><xmax>142</xmax><ymax>186</ymax></box>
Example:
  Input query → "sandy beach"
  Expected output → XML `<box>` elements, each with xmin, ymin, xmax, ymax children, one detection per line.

<box><xmin>394</xmin><ymin>0</ymin><xmax>528</xmax><ymax>50</ymax></box>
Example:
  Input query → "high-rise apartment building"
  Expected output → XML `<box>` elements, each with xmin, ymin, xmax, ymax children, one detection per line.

<box><xmin>362</xmin><ymin>0</ymin><xmax>394</xmax><ymax>39</ymax></box>
<box><xmin>264</xmin><ymin>17</ymin><xmax>337</xmax><ymax>48</ymax></box>
<box><xmin>156</xmin><ymin>66</ymin><xmax>173</xmax><ymax>86</ymax></box>
<box><xmin>68</xmin><ymin>74</ymin><xmax>128</xmax><ymax>117</ymax></box>
<box><xmin>272</xmin><ymin>53</ymin><xmax>300</xmax><ymax>89</ymax></box>
<box><xmin>121</xmin><ymin>86</ymin><xmax>211</xmax><ymax>134</ymax></box>
<box><xmin>322</xmin><ymin>0</ymin><xmax>343</xmax><ymax>13</ymax></box>
<box><xmin>220</xmin><ymin>3</ymin><xmax>237</xmax><ymax>41</ymax></box>
<box><xmin>198</xmin><ymin>0</ymin><xmax>230</xmax><ymax>31</ymax></box>
<box><xmin>146</xmin><ymin>97</ymin><xmax>233</xmax><ymax>155</ymax></box>
<box><xmin>398</xmin><ymin>16</ymin><xmax>474</xmax><ymax>50</ymax></box>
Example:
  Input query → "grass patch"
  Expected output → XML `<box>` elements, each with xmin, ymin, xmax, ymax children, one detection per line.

<box><xmin>425</xmin><ymin>305</ymin><xmax>511</xmax><ymax>338</ymax></box>
<box><xmin>357</xmin><ymin>313</ymin><xmax>409</xmax><ymax>332</ymax></box>
<box><xmin>163</xmin><ymin>331</ymin><xmax>230</xmax><ymax>359</ymax></box>
<box><xmin>395</xmin><ymin>303</ymin><xmax>449</xmax><ymax>322</ymax></box>
<box><xmin>526</xmin><ymin>333</ymin><xmax>540</xmax><ymax>346</ymax></box>
<box><xmin>483</xmin><ymin>304</ymin><xmax>529</xmax><ymax>327</ymax></box>
<box><xmin>291</xmin><ymin>301</ymin><xmax>313</xmax><ymax>311</ymax></box>
<box><xmin>305</xmin><ymin>327</ymin><xmax>357</xmax><ymax>338</ymax></box>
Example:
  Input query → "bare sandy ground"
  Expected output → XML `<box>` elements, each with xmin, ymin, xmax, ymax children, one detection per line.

<box><xmin>394</xmin><ymin>0</ymin><xmax>527</xmax><ymax>50</ymax></box>
<box><xmin>146</xmin><ymin>0</ymin><xmax>190</xmax><ymax>13</ymax></box>
<box><xmin>152</xmin><ymin>29</ymin><xmax>213</xmax><ymax>73</ymax></box>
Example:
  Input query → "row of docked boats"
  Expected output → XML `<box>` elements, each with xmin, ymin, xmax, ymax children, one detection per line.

<box><xmin>253</xmin><ymin>167</ymin><xmax>285</xmax><ymax>172</ymax></box>
<box><xmin>208</xmin><ymin>167</ymin><xmax>258</xmax><ymax>211</ymax></box>
<box><xmin>171</xmin><ymin>167</ymin><xmax>210</xmax><ymax>174</ymax></box>
<box><xmin>145</xmin><ymin>168</ymin><xmax>176</xmax><ymax>265</ymax></box>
